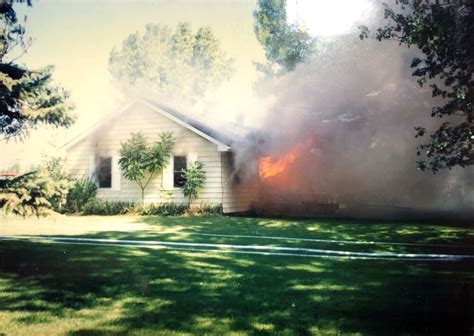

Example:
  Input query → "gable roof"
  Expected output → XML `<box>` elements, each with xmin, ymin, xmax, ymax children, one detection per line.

<box><xmin>62</xmin><ymin>99</ymin><xmax>249</xmax><ymax>152</ymax></box>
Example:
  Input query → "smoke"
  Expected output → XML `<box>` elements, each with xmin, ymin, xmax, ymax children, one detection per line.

<box><xmin>233</xmin><ymin>11</ymin><xmax>474</xmax><ymax>213</ymax></box>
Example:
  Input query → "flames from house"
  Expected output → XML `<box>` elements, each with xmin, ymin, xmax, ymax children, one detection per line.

<box><xmin>259</xmin><ymin>139</ymin><xmax>312</xmax><ymax>180</ymax></box>
<box><xmin>234</xmin><ymin>23</ymin><xmax>474</xmax><ymax>217</ymax></box>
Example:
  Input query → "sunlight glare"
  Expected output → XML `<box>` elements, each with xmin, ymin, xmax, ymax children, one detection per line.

<box><xmin>286</xmin><ymin>0</ymin><xmax>372</xmax><ymax>37</ymax></box>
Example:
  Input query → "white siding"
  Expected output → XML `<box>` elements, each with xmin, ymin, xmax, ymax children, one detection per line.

<box><xmin>66</xmin><ymin>103</ymin><xmax>220</xmax><ymax>205</ymax></box>
<box><xmin>65</xmin><ymin>138</ymin><xmax>95</xmax><ymax>180</ymax></box>
<box><xmin>66</xmin><ymin>101</ymin><xmax>258</xmax><ymax>212</ymax></box>
<box><xmin>221</xmin><ymin>152</ymin><xmax>259</xmax><ymax>213</ymax></box>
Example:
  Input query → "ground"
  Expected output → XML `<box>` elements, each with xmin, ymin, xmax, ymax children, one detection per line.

<box><xmin>0</xmin><ymin>214</ymin><xmax>473</xmax><ymax>335</ymax></box>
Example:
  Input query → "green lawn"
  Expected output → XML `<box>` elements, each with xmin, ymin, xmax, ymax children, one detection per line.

<box><xmin>0</xmin><ymin>215</ymin><xmax>473</xmax><ymax>335</ymax></box>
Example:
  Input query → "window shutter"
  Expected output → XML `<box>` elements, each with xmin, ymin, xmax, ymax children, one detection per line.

<box><xmin>112</xmin><ymin>155</ymin><xmax>121</xmax><ymax>190</ymax></box>
<box><xmin>162</xmin><ymin>155</ymin><xmax>174</xmax><ymax>189</ymax></box>
<box><xmin>187</xmin><ymin>152</ymin><xmax>198</xmax><ymax>166</ymax></box>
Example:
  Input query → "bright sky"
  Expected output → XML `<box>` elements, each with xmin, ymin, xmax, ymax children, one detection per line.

<box><xmin>287</xmin><ymin>0</ymin><xmax>372</xmax><ymax>37</ymax></box>
<box><xmin>1</xmin><ymin>0</ymin><xmax>265</xmax><ymax>169</ymax></box>
<box><xmin>0</xmin><ymin>0</ymin><xmax>373</xmax><ymax>170</ymax></box>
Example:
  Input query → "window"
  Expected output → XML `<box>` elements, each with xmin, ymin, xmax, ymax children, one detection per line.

<box><xmin>173</xmin><ymin>156</ymin><xmax>187</xmax><ymax>187</ymax></box>
<box><xmin>97</xmin><ymin>156</ymin><xmax>112</xmax><ymax>188</ymax></box>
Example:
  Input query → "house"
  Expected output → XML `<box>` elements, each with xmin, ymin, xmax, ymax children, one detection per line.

<box><xmin>63</xmin><ymin>99</ymin><xmax>258</xmax><ymax>213</ymax></box>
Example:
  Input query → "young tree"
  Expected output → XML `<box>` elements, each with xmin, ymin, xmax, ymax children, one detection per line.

<box><xmin>1</xmin><ymin>0</ymin><xmax>74</xmax><ymax>138</ymax></box>
<box><xmin>253</xmin><ymin>0</ymin><xmax>316</xmax><ymax>76</ymax></box>
<box><xmin>359</xmin><ymin>0</ymin><xmax>474</xmax><ymax>172</ymax></box>
<box><xmin>180</xmin><ymin>161</ymin><xmax>206</xmax><ymax>207</ymax></box>
<box><xmin>119</xmin><ymin>132</ymin><xmax>175</xmax><ymax>202</ymax></box>
<box><xmin>108</xmin><ymin>23</ymin><xmax>234</xmax><ymax>106</ymax></box>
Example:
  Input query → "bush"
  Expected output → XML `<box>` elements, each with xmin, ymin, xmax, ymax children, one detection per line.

<box><xmin>192</xmin><ymin>203</ymin><xmax>223</xmax><ymax>215</ymax></box>
<box><xmin>180</xmin><ymin>161</ymin><xmax>206</xmax><ymax>206</ymax></box>
<box><xmin>65</xmin><ymin>179</ymin><xmax>97</xmax><ymax>213</ymax></box>
<box><xmin>83</xmin><ymin>200</ymin><xmax>135</xmax><ymax>216</ymax></box>
<box><xmin>43</xmin><ymin>157</ymin><xmax>74</xmax><ymax>212</ymax></box>
<box><xmin>80</xmin><ymin>200</ymin><xmax>221</xmax><ymax>217</ymax></box>
<box><xmin>0</xmin><ymin>171</ymin><xmax>65</xmax><ymax>217</ymax></box>
<box><xmin>137</xmin><ymin>202</ymin><xmax>187</xmax><ymax>216</ymax></box>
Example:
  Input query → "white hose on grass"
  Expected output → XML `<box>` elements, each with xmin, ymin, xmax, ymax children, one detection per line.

<box><xmin>0</xmin><ymin>235</ymin><xmax>472</xmax><ymax>261</ymax></box>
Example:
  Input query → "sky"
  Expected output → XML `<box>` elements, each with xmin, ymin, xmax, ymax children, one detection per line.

<box><xmin>0</xmin><ymin>0</ymin><xmax>373</xmax><ymax>170</ymax></box>
<box><xmin>0</xmin><ymin>0</ymin><xmax>266</xmax><ymax>169</ymax></box>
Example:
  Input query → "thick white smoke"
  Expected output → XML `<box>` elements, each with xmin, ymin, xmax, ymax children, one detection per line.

<box><xmin>234</xmin><ymin>9</ymin><xmax>474</xmax><ymax>214</ymax></box>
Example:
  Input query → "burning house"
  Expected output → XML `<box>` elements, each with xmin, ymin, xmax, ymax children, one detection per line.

<box><xmin>63</xmin><ymin>99</ymin><xmax>259</xmax><ymax>213</ymax></box>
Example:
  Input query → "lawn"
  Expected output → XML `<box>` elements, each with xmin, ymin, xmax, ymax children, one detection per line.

<box><xmin>0</xmin><ymin>215</ymin><xmax>473</xmax><ymax>335</ymax></box>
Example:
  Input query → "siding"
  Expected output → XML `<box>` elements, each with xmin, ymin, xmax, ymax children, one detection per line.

<box><xmin>65</xmin><ymin>138</ymin><xmax>94</xmax><ymax>180</ymax></box>
<box><xmin>221</xmin><ymin>152</ymin><xmax>259</xmax><ymax>213</ymax></box>
<box><xmin>66</xmin><ymin>101</ymin><xmax>257</xmax><ymax>211</ymax></box>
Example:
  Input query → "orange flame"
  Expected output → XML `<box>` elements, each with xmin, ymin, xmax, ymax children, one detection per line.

<box><xmin>259</xmin><ymin>141</ymin><xmax>309</xmax><ymax>180</ymax></box>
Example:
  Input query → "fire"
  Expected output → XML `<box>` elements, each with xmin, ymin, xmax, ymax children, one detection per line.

<box><xmin>259</xmin><ymin>140</ymin><xmax>310</xmax><ymax>179</ymax></box>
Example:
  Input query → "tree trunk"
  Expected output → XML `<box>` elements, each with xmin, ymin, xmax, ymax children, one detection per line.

<box><xmin>141</xmin><ymin>188</ymin><xmax>145</xmax><ymax>203</ymax></box>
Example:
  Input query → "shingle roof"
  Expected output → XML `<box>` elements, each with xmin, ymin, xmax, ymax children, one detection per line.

<box><xmin>142</xmin><ymin>98</ymin><xmax>238</xmax><ymax>147</ymax></box>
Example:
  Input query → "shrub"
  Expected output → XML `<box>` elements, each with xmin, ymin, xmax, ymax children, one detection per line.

<box><xmin>82</xmin><ymin>200</ymin><xmax>135</xmax><ymax>216</ymax></box>
<box><xmin>0</xmin><ymin>171</ymin><xmax>64</xmax><ymax>217</ymax></box>
<box><xmin>43</xmin><ymin>157</ymin><xmax>74</xmax><ymax>212</ymax></box>
<box><xmin>79</xmin><ymin>200</ymin><xmax>220</xmax><ymax>217</ymax></box>
<box><xmin>137</xmin><ymin>202</ymin><xmax>187</xmax><ymax>216</ymax></box>
<box><xmin>197</xmin><ymin>203</ymin><xmax>223</xmax><ymax>215</ymax></box>
<box><xmin>65</xmin><ymin>179</ymin><xmax>97</xmax><ymax>213</ymax></box>
<box><xmin>187</xmin><ymin>203</ymin><xmax>223</xmax><ymax>215</ymax></box>
<box><xmin>180</xmin><ymin>161</ymin><xmax>206</xmax><ymax>207</ymax></box>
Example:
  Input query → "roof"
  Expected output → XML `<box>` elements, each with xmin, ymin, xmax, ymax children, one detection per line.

<box><xmin>62</xmin><ymin>98</ymin><xmax>251</xmax><ymax>152</ymax></box>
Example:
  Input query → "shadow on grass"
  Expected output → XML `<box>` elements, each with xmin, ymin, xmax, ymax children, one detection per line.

<box><xmin>139</xmin><ymin>215</ymin><xmax>474</xmax><ymax>245</ymax></box>
<box><xmin>0</xmin><ymin>224</ymin><xmax>473</xmax><ymax>335</ymax></box>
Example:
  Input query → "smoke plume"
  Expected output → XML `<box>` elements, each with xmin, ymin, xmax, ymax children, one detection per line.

<box><xmin>234</xmin><ymin>14</ymin><xmax>473</xmax><ymax>215</ymax></box>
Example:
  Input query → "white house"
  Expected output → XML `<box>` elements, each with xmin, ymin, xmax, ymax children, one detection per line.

<box><xmin>63</xmin><ymin>99</ymin><xmax>258</xmax><ymax>213</ymax></box>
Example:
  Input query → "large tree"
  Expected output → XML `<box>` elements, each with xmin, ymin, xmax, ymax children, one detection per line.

<box><xmin>253</xmin><ymin>0</ymin><xmax>316</xmax><ymax>76</ymax></box>
<box><xmin>0</xmin><ymin>0</ymin><xmax>74</xmax><ymax>139</ymax></box>
<box><xmin>360</xmin><ymin>0</ymin><xmax>474</xmax><ymax>172</ymax></box>
<box><xmin>0</xmin><ymin>0</ymin><xmax>75</xmax><ymax>217</ymax></box>
<box><xmin>109</xmin><ymin>23</ymin><xmax>234</xmax><ymax>106</ymax></box>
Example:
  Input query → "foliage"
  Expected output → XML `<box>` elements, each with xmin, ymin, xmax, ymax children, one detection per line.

<box><xmin>119</xmin><ymin>132</ymin><xmax>175</xmax><ymax>202</ymax></box>
<box><xmin>42</xmin><ymin>156</ymin><xmax>74</xmax><ymax>211</ymax></box>
<box><xmin>0</xmin><ymin>156</ymin><xmax>74</xmax><ymax>216</ymax></box>
<box><xmin>180</xmin><ymin>161</ymin><xmax>206</xmax><ymax>206</ymax></box>
<box><xmin>136</xmin><ymin>202</ymin><xmax>187</xmax><ymax>216</ymax></box>
<box><xmin>0</xmin><ymin>0</ymin><xmax>74</xmax><ymax>138</ymax></box>
<box><xmin>82</xmin><ymin>199</ymin><xmax>136</xmax><ymax>216</ymax></box>
<box><xmin>253</xmin><ymin>0</ymin><xmax>316</xmax><ymax>75</ymax></box>
<box><xmin>65</xmin><ymin>178</ymin><xmax>97</xmax><ymax>213</ymax></box>
<box><xmin>0</xmin><ymin>170</ymin><xmax>65</xmax><ymax>216</ymax></box>
<box><xmin>81</xmin><ymin>200</ymin><xmax>188</xmax><ymax>216</ymax></box>
<box><xmin>192</xmin><ymin>203</ymin><xmax>223</xmax><ymax>215</ymax></box>
<box><xmin>109</xmin><ymin>23</ymin><xmax>234</xmax><ymax>105</ymax></box>
<box><xmin>79</xmin><ymin>200</ymin><xmax>219</xmax><ymax>216</ymax></box>
<box><xmin>359</xmin><ymin>0</ymin><xmax>474</xmax><ymax>172</ymax></box>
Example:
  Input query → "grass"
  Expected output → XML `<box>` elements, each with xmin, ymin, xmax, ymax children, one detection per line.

<box><xmin>0</xmin><ymin>215</ymin><xmax>473</xmax><ymax>335</ymax></box>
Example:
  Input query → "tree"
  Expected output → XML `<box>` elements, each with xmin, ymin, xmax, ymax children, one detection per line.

<box><xmin>253</xmin><ymin>0</ymin><xmax>316</xmax><ymax>75</ymax></box>
<box><xmin>0</xmin><ymin>1</ymin><xmax>75</xmax><ymax>217</ymax></box>
<box><xmin>109</xmin><ymin>23</ymin><xmax>234</xmax><ymax>106</ymax></box>
<box><xmin>1</xmin><ymin>0</ymin><xmax>74</xmax><ymax>139</ymax></box>
<box><xmin>42</xmin><ymin>156</ymin><xmax>74</xmax><ymax>211</ymax></box>
<box><xmin>180</xmin><ymin>161</ymin><xmax>206</xmax><ymax>207</ymax></box>
<box><xmin>0</xmin><ymin>169</ymin><xmax>69</xmax><ymax>217</ymax></box>
<box><xmin>119</xmin><ymin>132</ymin><xmax>175</xmax><ymax>202</ymax></box>
<box><xmin>359</xmin><ymin>0</ymin><xmax>474</xmax><ymax>172</ymax></box>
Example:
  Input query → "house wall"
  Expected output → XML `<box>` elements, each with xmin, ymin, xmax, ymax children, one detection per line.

<box><xmin>221</xmin><ymin>152</ymin><xmax>259</xmax><ymax>213</ymax></box>
<box><xmin>65</xmin><ymin>137</ymin><xmax>94</xmax><ymax>180</ymax></box>
<box><xmin>66</xmin><ymin>102</ymin><xmax>254</xmax><ymax>211</ymax></box>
